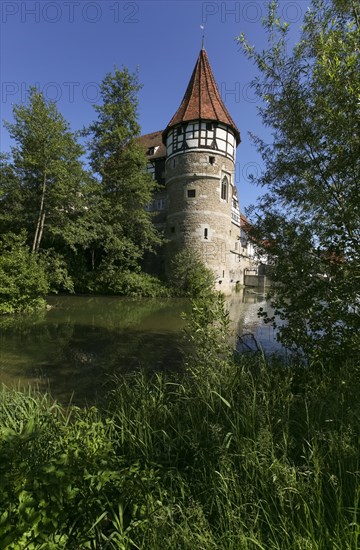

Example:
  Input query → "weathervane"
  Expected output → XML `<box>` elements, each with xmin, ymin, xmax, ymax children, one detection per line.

<box><xmin>200</xmin><ymin>24</ymin><xmax>205</xmax><ymax>49</ymax></box>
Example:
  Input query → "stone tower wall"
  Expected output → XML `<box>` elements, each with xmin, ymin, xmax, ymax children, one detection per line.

<box><xmin>165</xmin><ymin>150</ymin><xmax>243</xmax><ymax>293</ymax></box>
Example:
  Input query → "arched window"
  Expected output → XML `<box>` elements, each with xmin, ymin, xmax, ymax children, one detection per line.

<box><xmin>221</xmin><ymin>176</ymin><xmax>228</xmax><ymax>201</ymax></box>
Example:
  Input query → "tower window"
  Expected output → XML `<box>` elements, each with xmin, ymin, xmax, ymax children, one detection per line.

<box><xmin>209</xmin><ymin>156</ymin><xmax>215</xmax><ymax>165</ymax></box>
<box><xmin>177</xmin><ymin>127</ymin><xmax>183</xmax><ymax>135</ymax></box>
<box><xmin>204</xmin><ymin>228</ymin><xmax>208</xmax><ymax>239</ymax></box>
<box><xmin>187</xmin><ymin>189</ymin><xmax>196</xmax><ymax>198</ymax></box>
<box><xmin>156</xmin><ymin>199</ymin><xmax>166</xmax><ymax>210</ymax></box>
<box><xmin>206</xmin><ymin>122</ymin><xmax>213</xmax><ymax>131</ymax></box>
<box><xmin>221</xmin><ymin>176</ymin><xmax>228</xmax><ymax>201</ymax></box>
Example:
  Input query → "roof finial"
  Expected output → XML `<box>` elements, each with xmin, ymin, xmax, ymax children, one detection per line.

<box><xmin>200</xmin><ymin>24</ymin><xmax>205</xmax><ymax>50</ymax></box>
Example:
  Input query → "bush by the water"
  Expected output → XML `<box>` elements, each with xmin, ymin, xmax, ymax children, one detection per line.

<box><xmin>0</xmin><ymin>293</ymin><xmax>359</xmax><ymax>548</ymax></box>
<box><xmin>168</xmin><ymin>249</ymin><xmax>215</xmax><ymax>298</ymax></box>
<box><xmin>0</xmin><ymin>233</ymin><xmax>49</xmax><ymax>314</ymax></box>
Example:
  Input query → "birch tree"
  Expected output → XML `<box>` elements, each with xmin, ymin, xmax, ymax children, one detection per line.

<box><xmin>4</xmin><ymin>89</ymin><xmax>86</xmax><ymax>254</ymax></box>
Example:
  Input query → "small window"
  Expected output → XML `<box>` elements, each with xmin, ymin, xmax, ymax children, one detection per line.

<box><xmin>187</xmin><ymin>189</ymin><xmax>196</xmax><ymax>198</ymax></box>
<box><xmin>156</xmin><ymin>199</ymin><xmax>165</xmax><ymax>210</ymax></box>
<box><xmin>206</xmin><ymin>122</ymin><xmax>213</xmax><ymax>131</ymax></box>
<box><xmin>173</xmin><ymin>159</ymin><xmax>176</xmax><ymax>168</ymax></box>
<box><xmin>221</xmin><ymin>176</ymin><xmax>228</xmax><ymax>201</ymax></box>
<box><xmin>209</xmin><ymin>156</ymin><xmax>215</xmax><ymax>165</ymax></box>
<box><xmin>204</xmin><ymin>228</ymin><xmax>208</xmax><ymax>240</ymax></box>
<box><xmin>148</xmin><ymin>147</ymin><xmax>154</xmax><ymax>155</ymax></box>
<box><xmin>177</xmin><ymin>127</ymin><xmax>183</xmax><ymax>135</ymax></box>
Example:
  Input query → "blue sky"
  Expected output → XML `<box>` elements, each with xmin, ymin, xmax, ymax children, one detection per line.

<box><xmin>0</xmin><ymin>0</ymin><xmax>309</xmax><ymax>209</ymax></box>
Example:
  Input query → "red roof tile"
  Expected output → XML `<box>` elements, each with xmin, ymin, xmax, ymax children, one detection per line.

<box><xmin>163</xmin><ymin>49</ymin><xmax>240</xmax><ymax>145</ymax></box>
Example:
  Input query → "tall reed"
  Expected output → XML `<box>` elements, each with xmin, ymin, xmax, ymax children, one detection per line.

<box><xmin>0</xmin><ymin>292</ymin><xmax>359</xmax><ymax>548</ymax></box>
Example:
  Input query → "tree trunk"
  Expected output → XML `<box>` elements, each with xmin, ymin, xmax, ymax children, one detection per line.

<box><xmin>36</xmin><ymin>211</ymin><xmax>46</xmax><ymax>253</ymax></box>
<box><xmin>91</xmin><ymin>249</ymin><xmax>95</xmax><ymax>270</ymax></box>
<box><xmin>32</xmin><ymin>171</ymin><xmax>47</xmax><ymax>253</ymax></box>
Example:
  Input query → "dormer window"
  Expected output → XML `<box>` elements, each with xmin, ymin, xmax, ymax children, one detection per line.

<box><xmin>147</xmin><ymin>146</ymin><xmax>159</xmax><ymax>156</ymax></box>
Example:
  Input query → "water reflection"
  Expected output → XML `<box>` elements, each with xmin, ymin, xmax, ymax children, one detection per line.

<box><xmin>0</xmin><ymin>292</ymin><xmax>280</xmax><ymax>404</ymax></box>
<box><xmin>227</xmin><ymin>289</ymin><xmax>282</xmax><ymax>355</ymax></box>
<box><xmin>0</xmin><ymin>297</ymin><xmax>187</xmax><ymax>404</ymax></box>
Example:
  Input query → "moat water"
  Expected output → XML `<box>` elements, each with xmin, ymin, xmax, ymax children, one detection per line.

<box><xmin>0</xmin><ymin>291</ymin><xmax>280</xmax><ymax>404</ymax></box>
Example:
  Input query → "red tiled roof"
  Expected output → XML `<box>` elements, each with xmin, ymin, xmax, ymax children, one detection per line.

<box><xmin>163</xmin><ymin>49</ymin><xmax>240</xmax><ymax>144</ymax></box>
<box><xmin>240</xmin><ymin>213</ymin><xmax>251</xmax><ymax>226</ymax></box>
<box><xmin>138</xmin><ymin>130</ymin><xmax>166</xmax><ymax>159</ymax></box>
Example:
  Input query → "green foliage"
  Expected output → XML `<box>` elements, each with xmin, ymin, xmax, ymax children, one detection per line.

<box><xmin>1</xmin><ymin>75</ymin><xmax>167</xmax><ymax>300</ymax></box>
<box><xmin>0</xmin><ymin>233</ymin><xmax>49</xmax><ymax>314</ymax></box>
<box><xmin>85</xmin><ymin>264</ymin><xmax>171</xmax><ymax>298</ymax></box>
<box><xmin>91</xmin><ymin>269</ymin><xmax>170</xmax><ymax>297</ymax></box>
<box><xmin>39</xmin><ymin>250</ymin><xmax>74</xmax><ymax>294</ymax></box>
<box><xmin>169</xmin><ymin>249</ymin><xmax>215</xmax><ymax>297</ymax></box>
<box><xmin>0</xmin><ymin>295</ymin><xmax>359</xmax><ymax>547</ymax></box>
<box><xmin>183</xmin><ymin>291</ymin><xmax>232</xmax><ymax>372</ymax></box>
<box><xmin>4</xmin><ymin>89</ymin><xmax>88</xmax><ymax>256</ymax></box>
<box><xmin>0</xmin><ymin>154</ymin><xmax>23</xmax><ymax>236</ymax></box>
<box><xmin>238</xmin><ymin>0</ymin><xmax>360</xmax><ymax>361</ymax></box>
<box><xmin>83</xmin><ymin>67</ymin><xmax>162</xmax><ymax>287</ymax></box>
<box><xmin>87</xmin><ymin>66</ymin><xmax>142</xmax><ymax>173</ymax></box>
<box><xmin>0</xmin><ymin>357</ymin><xmax>359</xmax><ymax>547</ymax></box>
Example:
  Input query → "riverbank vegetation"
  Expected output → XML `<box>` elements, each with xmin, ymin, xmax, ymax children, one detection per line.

<box><xmin>238</xmin><ymin>0</ymin><xmax>360</xmax><ymax>361</ymax></box>
<box><xmin>0</xmin><ymin>68</ymin><xmax>166</xmax><ymax>312</ymax></box>
<box><xmin>0</xmin><ymin>233</ymin><xmax>49</xmax><ymax>315</ymax></box>
<box><xmin>0</xmin><ymin>292</ymin><xmax>359</xmax><ymax>548</ymax></box>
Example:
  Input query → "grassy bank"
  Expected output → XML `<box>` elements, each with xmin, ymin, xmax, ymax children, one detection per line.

<box><xmin>0</xmin><ymin>296</ymin><xmax>359</xmax><ymax>548</ymax></box>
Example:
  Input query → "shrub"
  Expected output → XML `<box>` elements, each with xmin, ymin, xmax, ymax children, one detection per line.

<box><xmin>97</xmin><ymin>269</ymin><xmax>170</xmax><ymax>297</ymax></box>
<box><xmin>109</xmin><ymin>271</ymin><xmax>170</xmax><ymax>297</ymax></box>
<box><xmin>0</xmin><ymin>233</ymin><xmax>49</xmax><ymax>314</ymax></box>
<box><xmin>168</xmin><ymin>249</ymin><xmax>215</xmax><ymax>297</ymax></box>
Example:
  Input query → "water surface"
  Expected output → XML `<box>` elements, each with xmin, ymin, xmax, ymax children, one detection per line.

<box><xmin>0</xmin><ymin>291</ymin><xmax>278</xmax><ymax>404</ymax></box>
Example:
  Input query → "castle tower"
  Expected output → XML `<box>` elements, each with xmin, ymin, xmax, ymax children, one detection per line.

<box><xmin>162</xmin><ymin>47</ymin><xmax>243</xmax><ymax>292</ymax></box>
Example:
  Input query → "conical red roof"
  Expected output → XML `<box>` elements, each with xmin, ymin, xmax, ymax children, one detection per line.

<box><xmin>163</xmin><ymin>49</ymin><xmax>240</xmax><ymax>145</ymax></box>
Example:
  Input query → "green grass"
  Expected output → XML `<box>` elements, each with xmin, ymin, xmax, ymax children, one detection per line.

<box><xmin>0</xmin><ymin>295</ymin><xmax>359</xmax><ymax>548</ymax></box>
